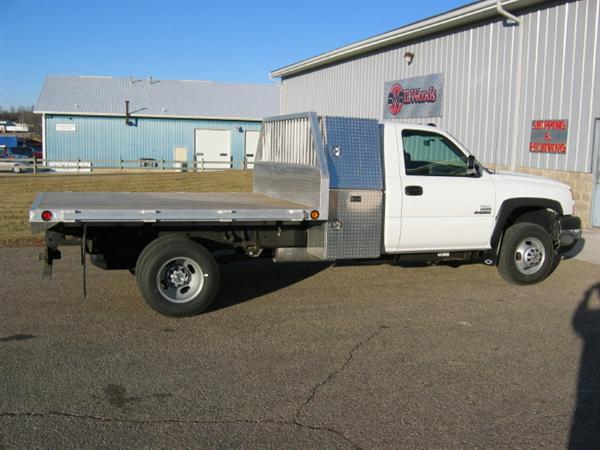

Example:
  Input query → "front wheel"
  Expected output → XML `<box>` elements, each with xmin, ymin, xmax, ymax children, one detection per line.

<box><xmin>135</xmin><ymin>236</ymin><xmax>219</xmax><ymax>317</ymax></box>
<box><xmin>497</xmin><ymin>223</ymin><xmax>556</xmax><ymax>285</ymax></box>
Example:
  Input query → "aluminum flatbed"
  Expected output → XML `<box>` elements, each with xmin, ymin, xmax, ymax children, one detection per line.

<box><xmin>30</xmin><ymin>191</ymin><xmax>311</xmax><ymax>228</ymax></box>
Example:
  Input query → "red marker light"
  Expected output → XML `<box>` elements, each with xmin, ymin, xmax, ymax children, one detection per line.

<box><xmin>41</xmin><ymin>210</ymin><xmax>53</xmax><ymax>221</ymax></box>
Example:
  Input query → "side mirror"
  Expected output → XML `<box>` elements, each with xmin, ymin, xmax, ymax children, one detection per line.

<box><xmin>466</xmin><ymin>155</ymin><xmax>478</xmax><ymax>176</ymax></box>
<box><xmin>467</xmin><ymin>155</ymin><xmax>476</xmax><ymax>170</ymax></box>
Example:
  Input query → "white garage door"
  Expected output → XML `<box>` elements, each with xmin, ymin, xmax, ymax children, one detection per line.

<box><xmin>195</xmin><ymin>129</ymin><xmax>231</xmax><ymax>169</ymax></box>
<box><xmin>244</xmin><ymin>130</ymin><xmax>260</xmax><ymax>167</ymax></box>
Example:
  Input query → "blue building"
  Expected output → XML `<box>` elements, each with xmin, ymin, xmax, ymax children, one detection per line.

<box><xmin>34</xmin><ymin>76</ymin><xmax>280</xmax><ymax>169</ymax></box>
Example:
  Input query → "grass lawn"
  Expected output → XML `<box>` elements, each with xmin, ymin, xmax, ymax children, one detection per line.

<box><xmin>0</xmin><ymin>171</ymin><xmax>253</xmax><ymax>246</ymax></box>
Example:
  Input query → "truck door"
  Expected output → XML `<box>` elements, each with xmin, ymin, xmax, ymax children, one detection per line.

<box><xmin>592</xmin><ymin>118</ymin><xmax>600</xmax><ymax>227</ymax></box>
<box><xmin>397</xmin><ymin>127</ymin><xmax>496</xmax><ymax>251</ymax></box>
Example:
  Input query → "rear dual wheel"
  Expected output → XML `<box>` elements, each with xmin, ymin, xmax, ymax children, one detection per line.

<box><xmin>135</xmin><ymin>236</ymin><xmax>219</xmax><ymax>317</ymax></box>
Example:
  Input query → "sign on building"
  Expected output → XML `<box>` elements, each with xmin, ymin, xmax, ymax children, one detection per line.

<box><xmin>529</xmin><ymin>120</ymin><xmax>568</xmax><ymax>154</ymax></box>
<box><xmin>56</xmin><ymin>123</ymin><xmax>76</xmax><ymax>132</ymax></box>
<box><xmin>383</xmin><ymin>73</ymin><xmax>444</xmax><ymax>120</ymax></box>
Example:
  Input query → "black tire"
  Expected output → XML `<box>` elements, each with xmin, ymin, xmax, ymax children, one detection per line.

<box><xmin>135</xmin><ymin>236</ymin><xmax>219</xmax><ymax>317</ymax></box>
<box><xmin>497</xmin><ymin>223</ymin><xmax>556</xmax><ymax>285</ymax></box>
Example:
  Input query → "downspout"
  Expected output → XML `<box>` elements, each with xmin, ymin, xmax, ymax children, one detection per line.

<box><xmin>42</xmin><ymin>113</ymin><xmax>46</xmax><ymax>165</ymax></box>
<box><xmin>496</xmin><ymin>0</ymin><xmax>522</xmax><ymax>25</ymax></box>
<box><xmin>125</xmin><ymin>100</ymin><xmax>130</xmax><ymax>125</ymax></box>
<box><xmin>497</xmin><ymin>0</ymin><xmax>523</xmax><ymax>171</ymax></box>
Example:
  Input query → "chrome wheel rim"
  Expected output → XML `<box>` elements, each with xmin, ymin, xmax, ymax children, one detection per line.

<box><xmin>156</xmin><ymin>257</ymin><xmax>204</xmax><ymax>303</ymax></box>
<box><xmin>514</xmin><ymin>237</ymin><xmax>546</xmax><ymax>275</ymax></box>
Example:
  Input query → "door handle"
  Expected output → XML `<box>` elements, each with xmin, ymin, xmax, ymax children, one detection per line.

<box><xmin>219</xmin><ymin>153</ymin><xmax>228</xmax><ymax>157</ymax></box>
<box><xmin>405</xmin><ymin>185</ymin><xmax>423</xmax><ymax>196</ymax></box>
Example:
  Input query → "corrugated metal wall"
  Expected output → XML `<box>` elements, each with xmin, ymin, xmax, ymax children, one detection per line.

<box><xmin>45</xmin><ymin>115</ymin><xmax>261</xmax><ymax>167</ymax></box>
<box><xmin>280</xmin><ymin>0</ymin><xmax>600</xmax><ymax>173</ymax></box>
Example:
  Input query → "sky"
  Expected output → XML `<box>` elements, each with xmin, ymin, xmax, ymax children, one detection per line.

<box><xmin>0</xmin><ymin>0</ymin><xmax>472</xmax><ymax>108</ymax></box>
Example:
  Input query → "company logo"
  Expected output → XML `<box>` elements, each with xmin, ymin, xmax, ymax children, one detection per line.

<box><xmin>387</xmin><ymin>84</ymin><xmax>404</xmax><ymax>115</ymax></box>
<box><xmin>387</xmin><ymin>83</ymin><xmax>438</xmax><ymax>116</ymax></box>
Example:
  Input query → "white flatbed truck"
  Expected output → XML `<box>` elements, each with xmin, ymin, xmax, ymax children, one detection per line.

<box><xmin>30</xmin><ymin>113</ymin><xmax>582</xmax><ymax>317</ymax></box>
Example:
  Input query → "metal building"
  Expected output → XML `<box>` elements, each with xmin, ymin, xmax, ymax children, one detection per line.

<box><xmin>35</xmin><ymin>76</ymin><xmax>280</xmax><ymax>169</ymax></box>
<box><xmin>271</xmin><ymin>0</ymin><xmax>600</xmax><ymax>228</ymax></box>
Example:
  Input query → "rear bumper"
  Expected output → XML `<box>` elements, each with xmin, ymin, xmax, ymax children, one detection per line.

<box><xmin>558</xmin><ymin>215</ymin><xmax>582</xmax><ymax>247</ymax></box>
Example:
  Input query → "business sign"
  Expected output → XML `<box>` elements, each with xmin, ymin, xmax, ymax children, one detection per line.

<box><xmin>56</xmin><ymin>123</ymin><xmax>76</xmax><ymax>132</ymax></box>
<box><xmin>383</xmin><ymin>73</ymin><xmax>443</xmax><ymax>120</ymax></box>
<box><xmin>529</xmin><ymin>120</ymin><xmax>568</xmax><ymax>154</ymax></box>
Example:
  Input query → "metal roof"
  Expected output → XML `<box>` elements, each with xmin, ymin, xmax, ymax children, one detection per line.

<box><xmin>270</xmin><ymin>0</ymin><xmax>546</xmax><ymax>78</ymax></box>
<box><xmin>35</xmin><ymin>76</ymin><xmax>280</xmax><ymax>121</ymax></box>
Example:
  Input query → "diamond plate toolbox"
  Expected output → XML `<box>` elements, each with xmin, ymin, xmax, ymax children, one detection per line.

<box><xmin>324</xmin><ymin>189</ymin><xmax>383</xmax><ymax>259</ymax></box>
<box><xmin>322</xmin><ymin>116</ymin><xmax>383</xmax><ymax>190</ymax></box>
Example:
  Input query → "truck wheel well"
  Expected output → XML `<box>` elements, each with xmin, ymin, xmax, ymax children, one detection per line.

<box><xmin>509</xmin><ymin>207</ymin><xmax>557</xmax><ymax>235</ymax></box>
<box><xmin>490</xmin><ymin>198</ymin><xmax>563</xmax><ymax>249</ymax></box>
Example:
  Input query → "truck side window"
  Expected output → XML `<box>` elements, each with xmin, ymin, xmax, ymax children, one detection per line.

<box><xmin>402</xmin><ymin>130</ymin><xmax>469</xmax><ymax>176</ymax></box>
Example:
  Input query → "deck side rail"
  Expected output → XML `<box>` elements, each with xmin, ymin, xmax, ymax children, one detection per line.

<box><xmin>253</xmin><ymin>112</ymin><xmax>330</xmax><ymax>220</ymax></box>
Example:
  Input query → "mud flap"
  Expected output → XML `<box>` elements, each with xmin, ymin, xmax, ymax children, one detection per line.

<box><xmin>39</xmin><ymin>246</ymin><xmax>62</xmax><ymax>278</ymax></box>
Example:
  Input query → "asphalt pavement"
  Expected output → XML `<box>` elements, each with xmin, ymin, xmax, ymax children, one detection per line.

<box><xmin>1</xmin><ymin>246</ymin><xmax>600</xmax><ymax>449</ymax></box>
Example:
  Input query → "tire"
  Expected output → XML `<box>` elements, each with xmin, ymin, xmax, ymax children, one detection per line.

<box><xmin>135</xmin><ymin>236</ymin><xmax>219</xmax><ymax>317</ymax></box>
<box><xmin>12</xmin><ymin>166</ymin><xmax>21</xmax><ymax>174</ymax></box>
<box><xmin>497</xmin><ymin>223</ymin><xmax>556</xmax><ymax>285</ymax></box>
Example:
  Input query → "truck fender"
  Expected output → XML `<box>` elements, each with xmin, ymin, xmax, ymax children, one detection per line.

<box><xmin>490</xmin><ymin>198</ymin><xmax>563</xmax><ymax>249</ymax></box>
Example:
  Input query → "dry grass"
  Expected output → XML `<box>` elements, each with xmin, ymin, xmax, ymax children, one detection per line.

<box><xmin>0</xmin><ymin>171</ymin><xmax>253</xmax><ymax>246</ymax></box>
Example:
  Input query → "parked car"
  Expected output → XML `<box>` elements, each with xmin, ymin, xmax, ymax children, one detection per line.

<box><xmin>0</xmin><ymin>146</ymin><xmax>33</xmax><ymax>173</ymax></box>
<box><xmin>29</xmin><ymin>144</ymin><xmax>43</xmax><ymax>159</ymax></box>
<box><xmin>0</xmin><ymin>138</ymin><xmax>43</xmax><ymax>159</ymax></box>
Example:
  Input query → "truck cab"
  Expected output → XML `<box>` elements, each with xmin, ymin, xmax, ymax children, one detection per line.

<box><xmin>381</xmin><ymin>122</ymin><xmax>575</xmax><ymax>252</ymax></box>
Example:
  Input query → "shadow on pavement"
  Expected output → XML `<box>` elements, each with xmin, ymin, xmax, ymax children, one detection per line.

<box><xmin>207</xmin><ymin>259</ymin><xmax>331</xmax><ymax>312</ymax></box>
<box><xmin>570</xmin><ymin>282</ymin><xmax>600</xmax><ymax>449</ymax></box>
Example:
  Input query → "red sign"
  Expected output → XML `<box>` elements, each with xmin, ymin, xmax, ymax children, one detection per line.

<box><xmin>529</xmin><ymin>119</ymin><xmax>568</xmax><ymax>154</ymax></box>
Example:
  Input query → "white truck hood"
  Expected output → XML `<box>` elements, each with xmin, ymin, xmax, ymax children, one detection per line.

<box><xmin>490</xmin><ymin>171</ymin><xmax>574</xmax><ymax>215</ymax></box>
<box><xmin>495</xmin><ymin>171</ymin><xmax>568</xmax><ymax>188</ymax></box>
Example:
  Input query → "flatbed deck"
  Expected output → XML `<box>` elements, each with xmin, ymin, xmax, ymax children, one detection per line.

<box><xmin>30</xmin><ymin>192</ymin><xmax>311</xmax><ymax>227</ymax></box>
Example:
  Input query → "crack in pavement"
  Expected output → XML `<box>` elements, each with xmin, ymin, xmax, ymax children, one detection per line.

<box><xmin>1</xmin><ymin>326</ymin><xmax>387</xmax><ymax>450</ymax></box>
<box><xmin>293</xmin><ymin>325</ymin><xmax>389</xmax><ymax>449</ymax></box>
<box><xmin>295</xmin><ymin>325</ymin><xmax>387</xmax><ymax>420</ymax></box>
<box><xmin>0</xmin><ymin>411</ymin><xmax>353</xmax><ymax>447</ymax></box>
